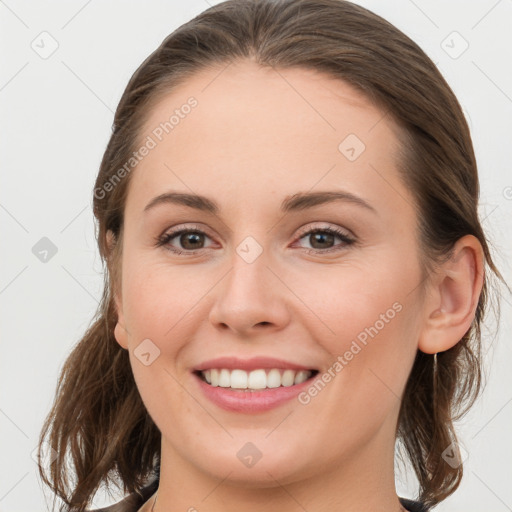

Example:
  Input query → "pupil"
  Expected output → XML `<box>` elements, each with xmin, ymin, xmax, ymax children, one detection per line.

<box><xmin>312</xmin><ymin>232</ymin><xmax>333</xmax><ymax>248</ymax></box>
<box><xmin>182</xmin><ymin>233</ymin><xmax>202</xmax><ymax>249</ymax></box>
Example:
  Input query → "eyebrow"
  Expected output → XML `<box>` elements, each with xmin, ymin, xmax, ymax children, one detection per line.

<box><xmin>143</xmin><ymin>190</ymin><xmax>377</xmax><ymax>215</ymax></box>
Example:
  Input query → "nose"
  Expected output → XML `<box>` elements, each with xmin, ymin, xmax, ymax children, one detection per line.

<box><xmin>208</xmin><ymin>248</ymin><xmax>291</xmax><ymax>337</ymax></box>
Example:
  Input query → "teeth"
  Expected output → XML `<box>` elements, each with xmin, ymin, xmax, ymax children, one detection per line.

<box><xmin>200</xmin><ymin>368</ymin><xmax>313</xmax><ymax>390</ymax></box>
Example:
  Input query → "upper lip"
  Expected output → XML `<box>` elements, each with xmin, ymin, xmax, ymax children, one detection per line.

<box><xmin>193</xmin><ymin>356</ymin><xmax>317</xmax><ymax>372</ymax></box>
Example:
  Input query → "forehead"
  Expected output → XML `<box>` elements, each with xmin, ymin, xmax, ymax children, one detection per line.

<box><xmin>126</xmin><ymin>60</ymin><xmax>410</xmax><ymax>219</ymax></box>
<box><xmin>141</xmin><ymin>59</ymin><xmax>389</xmax><ymax>142</ymax></box>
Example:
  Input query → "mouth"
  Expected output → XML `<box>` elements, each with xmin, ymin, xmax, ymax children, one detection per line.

<box><xmin>193</xmin><ymin>368</ymin><xmax>320</xmax><ymax>391</ymax></box>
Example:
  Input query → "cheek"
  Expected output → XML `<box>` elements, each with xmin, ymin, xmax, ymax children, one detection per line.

<box><xmin>296</xmin><ymin>260</ymin><xmax>417</xmax><ymax>345</ymax></box>
<box><xmin>122</xmin><ymin>259</ymin><xmax>211</xmax><ymax>340</ymax></box>
<box><xmin>299</xmin><ymin>259</ymin><xmax>421</xmax><ymax>407</ymax></box>
<box><xmin>120</xmin><ymin>260</ymin><xmax>205</xmax><ymax>422</ymax></box>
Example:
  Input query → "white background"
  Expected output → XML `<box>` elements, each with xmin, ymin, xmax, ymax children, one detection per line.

<box><xmin>1</xmin><ymin>1</ymin><xmax>511</xmax><ymax>511</ymax></box>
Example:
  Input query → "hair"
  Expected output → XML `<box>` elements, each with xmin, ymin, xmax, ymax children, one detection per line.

<box><xmin>38</xmin><ymin>0</ymin><xmax>504</xmax><ymax>510</ymax></box>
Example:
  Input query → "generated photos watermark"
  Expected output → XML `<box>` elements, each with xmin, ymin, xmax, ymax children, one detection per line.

<box><xmin>94</xmin><ymin>96</ymin><xmax>198</xmax><ymax>200</ymax></box>
<box><xmin>298</xmin><ymin>301</ymin><xmax>403</xmax><ymax>405</ymax></box>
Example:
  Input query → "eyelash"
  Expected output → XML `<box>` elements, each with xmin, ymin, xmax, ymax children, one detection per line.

<box><xmin>155</xmin><ymin>224</ymin><xmax>356</xmax><ymax>256</ymax></box>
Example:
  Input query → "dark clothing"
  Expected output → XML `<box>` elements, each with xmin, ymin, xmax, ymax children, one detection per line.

<box><xmin>400</xmin><ymin>497</ymin><xmax>430</xmax><ymax>512</ymax></box>
<box><xmin>88</xmin><ymin>478</ymin><xmax>430</xmax><ymax>512</ymax></box>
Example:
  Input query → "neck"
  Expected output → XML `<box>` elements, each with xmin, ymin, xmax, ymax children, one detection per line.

<box><xmin>153</xmin><ymin>412</ymin><xmax>406</xmax><ymax>512</ymax></box>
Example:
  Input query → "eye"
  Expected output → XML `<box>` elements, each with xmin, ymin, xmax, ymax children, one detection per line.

<box><xmin>293</xmin><ymin>225</ymin><xmax>355</xmax><ymax>254</ymax></box>
<box><xmin>155</xmin><ymin>226</ymin><xmax>214</xmax><ymax>255</ymax></box>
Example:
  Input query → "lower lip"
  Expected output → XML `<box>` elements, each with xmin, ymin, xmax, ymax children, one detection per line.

<box><xmin>193</xmin><ymin>372</ymin><xmax>317</xmax><ymax>413</ymax></box>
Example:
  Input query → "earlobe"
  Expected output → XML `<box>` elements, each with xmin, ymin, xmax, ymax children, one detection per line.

<box><xmin>418</xmin><ymin>235</ymin><xmax>484</xmax><ymax>354</ymax></box>
<box><xmin>114</xmin><ymin>321</ymin><xmax>128</xmax><ymax>350</ymax></box>
<box><xmin>113</xmin><ymin>293</ymin><xmax>129</xmax><ymax>350</ymax></box>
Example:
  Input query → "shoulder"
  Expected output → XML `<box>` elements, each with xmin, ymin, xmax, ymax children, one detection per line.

<box><xmin>86</xmin><ymin>479</ymin><xmax>158</xmax><ymax>512</ymax></box>
<box><xmin>400</xmin><ymin>496</ymin><xmax>431</xmax><ymax>512</ymax></box>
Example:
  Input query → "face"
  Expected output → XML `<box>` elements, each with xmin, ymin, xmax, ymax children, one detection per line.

<box><xmin>113</xmin><ymin>60</ymin><xmax>426</xmax><ymax>486</ymax></box>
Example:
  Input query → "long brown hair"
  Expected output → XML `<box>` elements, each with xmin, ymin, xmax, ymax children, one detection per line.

<box><xmin>37</xmin><ymin>0</ymin><xmax>504</xmax><ymax>510</ymax></box>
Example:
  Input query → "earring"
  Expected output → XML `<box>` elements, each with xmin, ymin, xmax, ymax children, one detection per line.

<box><xmin>433</xmin><ymin>352</ymin><xmax>438</xmax><ymax>416</ymax></box>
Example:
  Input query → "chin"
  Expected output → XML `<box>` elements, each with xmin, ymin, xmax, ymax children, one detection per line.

<box><xmin>193</xmin><ymin>448</ymin><xmax>315</xmax><ymax>488</ymax></box>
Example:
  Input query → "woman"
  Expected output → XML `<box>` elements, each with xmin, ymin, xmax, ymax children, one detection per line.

<box><xmin>37</xmin><ymin>1</ymin><xmax>503</xmax><ymax>511</ymax></box>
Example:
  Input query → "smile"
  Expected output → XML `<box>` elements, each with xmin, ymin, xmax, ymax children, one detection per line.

<box><xmin>193</xmin><ymin>368</ymin><xmax>320</xmax><ymax>413</ymax></box>
<box><xmin>196</xmin><ymin>368</ymin><xmax>318</xmax><ymax>390</ymax></box>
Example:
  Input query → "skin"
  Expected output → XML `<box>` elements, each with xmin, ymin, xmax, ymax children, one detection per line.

<box><xmin>111</xmin><ymin>59</ymin><xmax>484</xmax><ymax>512</ymax></box>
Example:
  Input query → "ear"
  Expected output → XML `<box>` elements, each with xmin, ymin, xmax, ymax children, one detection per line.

<box><xmin>418</xmin><ymin>235</ymin><xmax>484</xmax><ymax>354</ymax></box>
<box><xmin>106</xmin><ymin>229</ymin><xmax>129</xmax><ymax>350</ymax></box>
